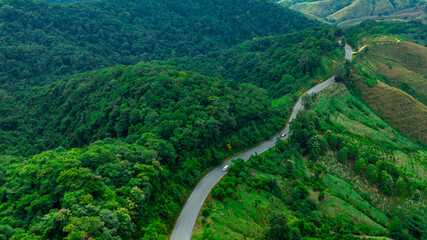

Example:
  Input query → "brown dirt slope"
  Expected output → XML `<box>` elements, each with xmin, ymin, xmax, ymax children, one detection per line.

<box><xmin>355</xmin><ymin>79</ymin><xmax>427</xmax><ymax>144</ymax></box>
<box><xmin>357</xmin><ymin>38</ymin><xmax>427</xmax><ymax>105</ymax></box>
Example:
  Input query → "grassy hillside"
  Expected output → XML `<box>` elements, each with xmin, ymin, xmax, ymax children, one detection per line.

<box><xmin>347</xmin><ymin>37</ymin><xmax>427</xmax><ymax>144</ymax></box>
<box><xmin>276</xmin><ymin>0</ymin><xmax>426</xmax><ymax>25</ymax></box>
<box><xmin>356</xmin><ymin>36</ymin><xmax>427</xmax><ymax>104</ymax></box>
<box><xmin>193</xmin><ymin>84</ymin><xmax>425</xmax><ymax>239</ymax></box>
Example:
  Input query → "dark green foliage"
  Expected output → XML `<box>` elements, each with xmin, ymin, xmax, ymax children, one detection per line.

<box><xmin>395</xmin><ymin>177</ymin><xmax>407</xmax><ymax>196</ymax></box>
<box><xmin>266</xmin><ymin>214</ymin><xmax>291</xmax><ymax>240</ymax></box>
<box><xmin>337</xmin><ymin>147</ymin><xmax>348</xmax><ymax>163</ymax></box>
<box><xmin>289</xmin><ymin>227</ymin><xmax>302</xmax><ymax>240</ymax></box>
<box><xmin>346</xmin><ymin>20</ymin><xmax>427</xmax><ymax>47</ymax></box>
<box><xmin>2</xmin><ymin>63</ymin><xmax>283</xmax><ymax>158</ymax></box>
<box><xmin>354</xmin><ymin>158</ymin><xmax>366</xmax><ymax>174</ymax></box>
<box><xmin>215</xmin><ymin>27</ymin><xmax>342</xmax><ymax>97</ymax></box>
<box><xmin>284</xmin><ymin>160</ymin><xmax>296</xmax><ymax>178</ymax></box>
<box><xmin>403</xmin><ymin>214</ymin><xmax>427</xmax><ymax>239</ymax></box>
<box><xmin>291</xmin><ymin>184</ymin><xmax>310</xmax><ymax>200</ymax></box>
<box><xmin>325</xmin><ymin>130</ymin><xmax>343</xmax><ymax>151</ymax></box>
<box><xmin>308</xmin><ymin>135</ymin><xmax>328</xmax><ymax>161</ymax></box>
<box><xmin>290</xmin><ymin>110</ymin><xmax>319</xmax><ymax>151</ymax></box>
<box><xmin>0</xmin><ymin>0</ymin><xmax>315</xmax><ymax>89</ymax></box>
<box><xmin>366</xmin><ymin>164</ymin><xmax>378</xmax><ymax>184</ymax></box>
<box><xmin>202</xmin><ymin>207</ymin><xmax>211</xmax><ymax>218</ymax></box>
<box><xmin>0</xmin><ymin>141</ymin><xmax>163</xmax><ymax>239</ymax></box>
<box><xmin>0</xmin><ymin>63</ymin><xmax>286</xmax><ymax>238</ymax></box>
<box><xmin>335</xmin><ymin>60</ymin><xmax>352</xmax><ymax>82</ymax></box>
<box><xmin>380</xmin><ymin>170</ymin><xmax>394</xmax><ymax>194</ymax></box>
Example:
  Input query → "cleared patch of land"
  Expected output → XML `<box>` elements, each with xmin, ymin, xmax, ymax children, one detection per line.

<box><xmin>351</xmin><ymin>37</ymin><xmax>427</xmax><ymax>144</ymax></box>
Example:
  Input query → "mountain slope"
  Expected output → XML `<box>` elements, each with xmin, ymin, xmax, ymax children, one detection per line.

<box><xmin>193</xmin><ymin>83</ymin><xmax>425</xmax><ymax>239</ymax></box>
<box><xmin>0</xmin><ymin>62</ymin><xmax>288</xmax><ymax>239</ymax></box>
<box><xmin>276</xmin><ymin>0</ymin><xmax>426</xmax><ymax>24</ymax></box>
<box><xmin>0</xmin><ymin>0</ymin><xmax>314</xmax><ymax>88</ymax></box>
<box><xmin>348</xmin><ymin>37</ymin><xmax>427</xmax><ymax>144</ymax></box>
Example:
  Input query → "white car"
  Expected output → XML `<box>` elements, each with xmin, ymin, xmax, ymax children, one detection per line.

<box><xmin>222</xmin><ymin>165</ymin><xmax>229</xmax><ymax>171</ymax></box>
<box><xmin>281</xmin><ymin>133</ymin><xmax>287</xmax><ymax>138</ymax></box>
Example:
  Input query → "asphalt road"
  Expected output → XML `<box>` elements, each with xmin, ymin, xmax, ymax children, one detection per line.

<box><xmin>170</xmin><ymin>44</ymin><xmax>353</xmax><ymax>240</ymax></box>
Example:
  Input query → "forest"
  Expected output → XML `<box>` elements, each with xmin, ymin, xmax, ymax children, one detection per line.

<box><xmin>0</xmin><ymin>63</ymin><xmax>288</xmax><ymax>239</ymax></box>
<box><xmin>0</xmin><ymin>0</ymin><xmax>314</xmax><ymax>89</ymax></box>
<box><xmin>0</xmin><ymin>0</ymin><xmax>426</xmax><ymax>239</ymax></box>
<box><xmin>0</xmin><ymin>16</ymin><xmax>346</xmax><ymax>240</ymax></box>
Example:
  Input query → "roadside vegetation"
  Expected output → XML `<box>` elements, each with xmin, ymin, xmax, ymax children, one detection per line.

<box><xmin>193</xmin><ymin>83</ymin><xmax>426</xmax><ymax>240</ymax></box>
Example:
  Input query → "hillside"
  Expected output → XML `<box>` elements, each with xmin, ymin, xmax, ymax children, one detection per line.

<box><xmin>193</xmin><ymin>83</ymin><xmax>425</xmax><ymax>240</ymax></box>
<box><xmin>0</xmin><ymin>0</ymin><xmax>314</xmax><ymax>89</ymax></box>
<box><xmin>275</xmin><ymin>0</ymin><xmax>426</xmax><ymax>25</ymax></box>
<box><xmin>0</xmin><ymin>62</ymin><xmax>289</xmax><ymax>239</ymax></box>
<box><xmin>0</xmin><ymin>26</ymin><xmax>342</xmax><ymax>157</ymax></box>
<box><xmin>347</xmin><ymin>36</ymin><xmax>427</xmax><ymax>144</ymax></box>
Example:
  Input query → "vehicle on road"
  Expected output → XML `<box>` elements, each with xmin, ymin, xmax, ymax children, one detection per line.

<box><xmin>281</xmin><ymin>133</ymin><xmax>287</xmax><ymax>138</ymax></box>
<box><xmin>223</xmin><ymin>165</ymin><xmax>229</xmax><ymax>171</ymax></box>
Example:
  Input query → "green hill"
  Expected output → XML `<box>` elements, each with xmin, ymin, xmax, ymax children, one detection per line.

<box><xmin>0</xmin><ymin>0</ymin><xmax>314</xmax><ymax>88</ymax></box>
<box><xmin>193</xmin><ymin>83</ymin><xmax>426</xmax><ymax>240</ymax></box>
<box><xmin>0</xmin><ymin>62</ymin><xmax>288</xmax><ymax>239</ymax></box>
<box><xmin>0</xmin><ymin>25</ymin><xmax>342</xmax><ymax>239</ymax></box>
<box><xmin>275</xmin><ymin>0</ymin><xmax>426</xmax><ymax>25</ymax></box>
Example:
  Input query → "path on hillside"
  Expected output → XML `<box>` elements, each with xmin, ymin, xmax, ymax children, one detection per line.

<box><xmin>170</xmin><ymin>44</ymin><xmax>353</xmax><ymax>240</ymax></box>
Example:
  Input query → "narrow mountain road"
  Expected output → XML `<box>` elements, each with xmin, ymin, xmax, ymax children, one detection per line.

<box><xmin>170</xmin><ymin>44</ymin><xmax>353</xmax><ymax>240</ymax></box>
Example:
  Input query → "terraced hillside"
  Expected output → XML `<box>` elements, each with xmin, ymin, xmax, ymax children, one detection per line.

<box><xmin>276</xmin><ymin>0</ymin><xmax>426</xmax><ymax>25</ymax></box>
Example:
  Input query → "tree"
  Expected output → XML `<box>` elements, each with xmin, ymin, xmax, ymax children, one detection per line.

<box><xmin>289</xmin><ymin>227</ymin><xmax>302</xmax><ymax>240</ymax></box>
<box><xmin>335</xmin><ymin>60</ymin><xmax>351</xmax><ymax>82</ymax></box>
<box><xmin>212</xmin><ymin>186</ymin><xmax>225</xmax><ymax>201</ymax></box>
<box><xmin>266</xmin><ymin>214</ymin><xmax>290</xmax><ymax>240</ymax></box>
<box><xmin>337</xmin><ymin>147</ymin><xmax>348</xmax><ymax>163</ymax></box>
<box><xmin>395</xmin><ymin>177</ymin><xmax>406</xmax><ymax>196</ymax></box>
<box><xmin>283</xmin><ymin>160</ymin><xmax>296</xmax><ymax>178</ymax></box>
<box><xmin>366</xmin><ymin>164</ymin><xmax>378</xmax><ymax>184</ymax></box>
<box><xmin>354</xmin><ymin>158</ymin><xmax>366</xmax><ymax>174</ymax></box>
<box><xmin>308</xmin><ymin>135</ymin><xmax>328</xmax><ymax>161</ymax></box>
<box><xmin>380</xmin><ymin>170</ymin><xmax>394</xmax><ymax>194</ymax></box>
<box><xmin>403</xmin><ymin>214</ymin><xmax>427</xmax><ymax>239</ymax></box>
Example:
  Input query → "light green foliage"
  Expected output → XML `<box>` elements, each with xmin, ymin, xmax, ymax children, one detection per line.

<box><xmin>312</xmin><ymin>83</ymin><xmax>419</xmax><ymax>149</ymax></box>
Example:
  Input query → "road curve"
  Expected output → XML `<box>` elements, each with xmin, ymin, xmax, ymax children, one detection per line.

<box><xmin>170</xmin><ymin>44</ymin><xmax>353</xmax><ymax>240</ymax></box>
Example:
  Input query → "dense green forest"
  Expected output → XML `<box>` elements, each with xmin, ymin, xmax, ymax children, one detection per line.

<box><xmin>0</xmin><ymin>26</ymin><xmax>342</xmax><ymax>156</ymax></box>
<box><xmin>0</xmin><ymin>0</ymin><xmax>314</xmax><ymax>89</ymax></box>
<box><xmin>345</xmin><ymin>19</ymin><xmax>427</xmax><ymax>47</ymax></box>
<box><xmin>0</xmin><ymin>63</ymin><xmax>288</xmax><ymax>239</ymax></box>
<box><xmin>0</xmin><ymin>27</ymin><xmax>346</xmax><ymax>240</ymax></box>
<box><xmin>0</xmin><ymin>0</ymin><xmax>426</xmax><ymax>239</ymax></box>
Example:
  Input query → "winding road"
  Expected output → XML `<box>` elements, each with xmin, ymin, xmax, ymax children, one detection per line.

<box><xmin>170</xmin><ymin>44</ymin><xmax>353</xmax><ymax>240</ymax></box>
